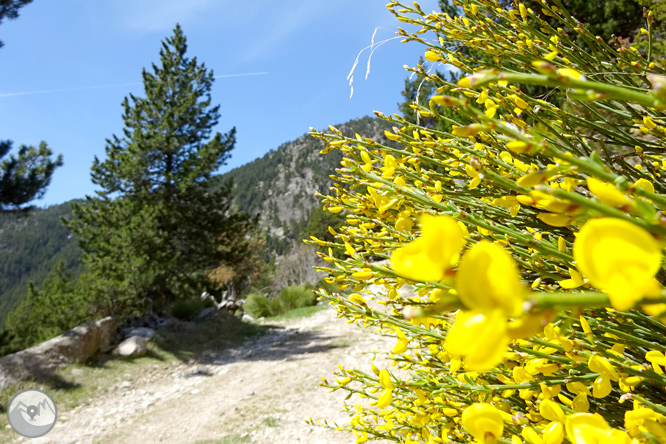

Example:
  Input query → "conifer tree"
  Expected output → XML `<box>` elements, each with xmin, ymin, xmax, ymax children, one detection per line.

<box><xmin>5</xmin><ymin>261</ymin><xmax>88</xmax><ymax>350</ymax></box>
<box><xmin>66</xmin><ymin>24</ymin><xmax>253</xmax><ymax>315</ymax></box>
<box><xmin>0</xmin><ymin>140</ymin><xmax>63</xmax><ymax>212</ymax></box>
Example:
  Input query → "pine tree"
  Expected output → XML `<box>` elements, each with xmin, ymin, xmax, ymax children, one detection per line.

<box><xmin>0</xmin><ymin>140</ymin><xmax>63</xmax><ymax>212</ymax></box>
<box><xmin>66</xmin><ymin>24</ymin><xmax>254</xmax><ymax>316</ymax></box>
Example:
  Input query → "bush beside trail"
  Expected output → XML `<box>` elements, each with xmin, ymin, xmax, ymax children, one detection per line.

<box><xmin>306</xmin><ymin>1</ymin><xmax>666</xmax><ymax>443</ymax></box>
<box><xmin>244</xmin><ymin>284</ymin><xmax>318</xmax><ymax>319</ymax></box>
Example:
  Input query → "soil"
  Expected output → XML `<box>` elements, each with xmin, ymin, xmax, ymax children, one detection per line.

<box><xmin>16</xmin><ymin>307</ymin><xmax>394</xmax><ymax>444</ymax></box>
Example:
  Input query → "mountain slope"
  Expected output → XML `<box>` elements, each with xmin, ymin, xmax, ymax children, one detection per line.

<box><xmin>219</xmin><ymin>115</ymin><xmax>395</xmax><ymax>254</ymax></box>
<box><xmin>0</xmin><ymin>201</ymin><xmax>82</xmax><ymax>324</ymax></box>
<box><xmin>0</xmin><ymin>115</ymin><xmax>393</xmax><ymax>322</ymax></box>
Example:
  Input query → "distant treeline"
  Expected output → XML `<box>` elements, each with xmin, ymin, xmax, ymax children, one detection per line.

<box><xmin>0</xmin><ymin>201</ymin><xmax>82</xmax><ymax>325</ymax></box>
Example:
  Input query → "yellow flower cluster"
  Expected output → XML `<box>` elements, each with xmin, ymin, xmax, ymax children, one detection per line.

<box><xmin>306</xmin><ymin>1</ymin><xmax>666</xmax><ymax>443</ymax></box>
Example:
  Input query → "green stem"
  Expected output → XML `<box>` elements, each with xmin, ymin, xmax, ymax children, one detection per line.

<box><xmin>530</xmin><ymin>291</ymin><xmax>610</xmax><ymax>310</ymax></box>
<box><xmin>471</xmin><ymin>72</ymin><xmax>662</xmax><ymax>109</ymax></box>
<box><xmin>432</xmin><ymin>373</ymin><xmax>599</xmax><ymax>393</ymax></box>
<box><xmin>648</xmin><ymin>17</ymin><xmax>654</xmax><ymax>68</ymax></box>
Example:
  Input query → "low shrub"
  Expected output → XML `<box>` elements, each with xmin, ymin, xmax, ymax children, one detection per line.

<box><xmin>275</xmin><ymin>284</ymin><xmax>317</xmax><ymax>313</ymax></box>
<box><xmin>243</xmin><ymin>284</ymin><xmax>318</xmax><ymax>318</ymax></box>
<box><xmin>243</xmin><ymin>292</ymin><xmax>273</xmax><ymax>319</ymax></box>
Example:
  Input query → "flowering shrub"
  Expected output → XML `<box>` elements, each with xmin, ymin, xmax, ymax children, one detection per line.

<box><xmin>306</xmin><ymin>1</ymin><xmax>666</xmax><ymax>443</ymax></box>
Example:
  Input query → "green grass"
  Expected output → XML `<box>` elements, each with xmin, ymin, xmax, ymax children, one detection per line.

<box><xmin>264</xmin><ymin>304</ymin><xmax>328</xmax><ymax>321</ymax></box>
<box><xmin>329</xmin><ymin>337</ymin><xmax>353</xmax><ymax>348</ymax></box>
<box><xmin>262</xmin><ymin>416</ymin><xmax>279</xmax><ymax>427</ymax></box>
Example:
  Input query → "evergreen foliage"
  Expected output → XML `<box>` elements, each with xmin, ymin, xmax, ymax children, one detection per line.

<box><xmin>65</xmin><ymin>24</ymin><xmax>254</xmax><ymax>317</ymax></box>
<box><xmin>0</xmin><ymin>1</ymin><xmax>63</xmax><ymax>213</ymax></box>
<box><xmin>495</xmin><ymin>0</ymin><xmax>646</xmax><ymax>43</ymax></box>
<box><xmin>0</xmin><ymin>0</ymin><xmax>32</xmax><ymax>22</ymax></box>
<box><xmin>0</xmin><ymin>117</ymin><xmax>387</xmax><ymax>329</ymax></box>
<box><xmin>0</xmin><ymin>140</ymin><xmax>63</xmax><ymax>212</ymax></box>
<box><xmin>5</xmin><ymin>262</ymin><xmax>90</xmax><ymax>351</ymax></box>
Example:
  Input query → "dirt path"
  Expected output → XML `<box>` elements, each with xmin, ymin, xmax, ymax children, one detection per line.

<box><xmin>21</xmin><ymin>307</ymin><xmax>393</xmax><ymax>444</ymax></box>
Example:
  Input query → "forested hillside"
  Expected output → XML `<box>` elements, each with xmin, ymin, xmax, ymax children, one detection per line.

<box><xmin>0</xmin><ymin>116</ymin><xmax>394</xmax><ymax>324</ymax></box>
<box><xmin>0</xmin><ymin>201</ymin><xmax>82</xmax><ymax>324</ymax></box>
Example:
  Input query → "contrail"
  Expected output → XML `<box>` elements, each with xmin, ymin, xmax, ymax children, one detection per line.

<box><xmin>0</xmin><ymin>72</ymin><xmax>269</xmax><ymax>98</ymax></box>
<box><xmin>0</xmin><ymin>82</ymin><xmax>139</xmax><ymax>98</ymax></box>
<box><xmin>214</xmin><ymin>71</ymin><xmax>269</xmax><ymax>79</ymax></box>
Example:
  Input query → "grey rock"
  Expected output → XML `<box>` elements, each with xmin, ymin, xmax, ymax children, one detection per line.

<box><xmin>0</xmin><ymin>317</ymin><xmax>117</xmax><ymax>388</ymax></box>
<box><xmin>140</xmin><ymin>400</ymin><xmax>153</xmax><ymax>409</ymax></box>
<box><xmin>115</xmin><ymin>336</ymin><xmax>148</xmax><ymax>357</ymax></box>
<box><xmin>127</xmin><ymin>327</ymin><xmax>155</xmax><ymax>340</ymax></box>
<box><xmin>194</xmin><ymin>307</ymin><xmax>217</xmax><ymax>320</ymax></box>
<box><xmin>241</xmin><ymin>314</ymin><xmax>255</xmax><ymax>323</ymax></box>
<box><xmin>96</xmin><ymin>317</ymin><xmax>117</xmax><ymax>353</ymax></box>
<box><xmin>37</xmin><ymin>321</ymin><xmax>101</xmax><ymax>364</ymax></box>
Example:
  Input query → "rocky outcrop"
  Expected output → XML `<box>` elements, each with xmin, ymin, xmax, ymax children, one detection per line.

<box><xmin>0</xmin><ymin>317</ymin><xmax>117</xmax><ymax>388</ymax></box>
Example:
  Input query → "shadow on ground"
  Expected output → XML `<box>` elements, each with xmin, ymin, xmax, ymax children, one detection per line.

<box><xmin>153</xmin><ymin>311</ymin><xmax>349</xmax><ymax>367</ymax></box>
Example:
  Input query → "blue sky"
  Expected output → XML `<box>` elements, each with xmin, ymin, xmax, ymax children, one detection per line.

<box><xmin>0</xmin><ymin>0</ymin><xmax>440</xmax><ymax>207</ymax></box>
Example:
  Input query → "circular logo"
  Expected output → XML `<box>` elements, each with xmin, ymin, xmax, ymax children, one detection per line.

<box><xmin>7</xmin><ymin>389</ymin><xmax>57</xmax><ymax>438</ymax></box>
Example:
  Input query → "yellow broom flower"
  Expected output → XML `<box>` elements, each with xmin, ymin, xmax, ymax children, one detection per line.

<box><xmin>565</xmin><ymin>414</ymin><xmax>631</xmax><ymax>444</ymax></box>
<box><xmin>456</xmin><ymin>241</ymin><xmax>524</xmax><ymax>316</ymax></box>
<box><xmin>573</xmin><ymin>218</ymin><xmax>662</xmax><ymax>311</ymax></box>
<box><xmin>391</xmin><ymin>215</ymin><xmax>464</xmax><ymax>281</ymax></box>
<box><xmin>445</xmin><ymin>309</ymin><xmax>511</xmax><ymax>371</ymax></box>
<box><xmin>587</xmin><ymin>177</ymin><xmax>633</xmax><ymax>208</ymax></box>
<box><xmin>461</xmin><ymin>403</ymin><xmax>505</xmax><ymax>443</ymax></box>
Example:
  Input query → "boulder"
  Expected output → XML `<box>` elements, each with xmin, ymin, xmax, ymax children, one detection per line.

<box><xmin>115</xmin><ymin>336</ymin><xmax>148</xmax><ymax>358</ymax></box>
<box><xmin>31</xmin><ymin>321</ymin><xmax>101</xmax><ymax>364</ymax></box>
<box><xmin>0</xmin><ymin>317</ymin><xmax>118</xmax><ymax>389</ymax></box>
<box><xmin>126</xmin><ymin>327</ymin><xmax>155</xmax><ymax>340</ymax></box>
<box><xmin>96</xmin><ymin>317</ymin><xmax>117</xmax><ymax>353</ymax></box>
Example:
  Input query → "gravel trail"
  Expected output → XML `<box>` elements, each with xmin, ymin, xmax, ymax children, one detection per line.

<box><xmin>23</xmin><ymin>308</ymin><xmax>393</xmax><ymax>444</ymax></box>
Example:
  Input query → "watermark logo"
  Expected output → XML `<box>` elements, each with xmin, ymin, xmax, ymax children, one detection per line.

<box><xmin>7</xmin><ymin>389</ymin><xmax>57</xmax><ymax>438</ymax></box>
